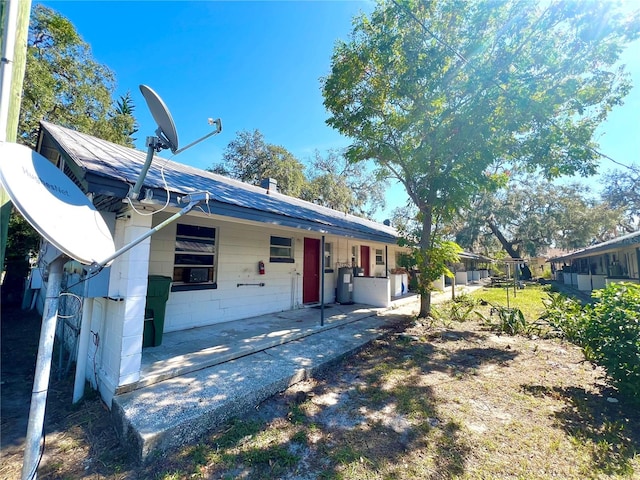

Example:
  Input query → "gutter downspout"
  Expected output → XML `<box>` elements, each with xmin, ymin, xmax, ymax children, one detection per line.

<box><xmin>72</xmin><ymin>281</ymin><xmax>92</xmax><ymax>404</ymax></box>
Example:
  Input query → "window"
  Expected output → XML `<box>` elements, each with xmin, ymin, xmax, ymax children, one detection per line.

<box><xmin>173</xmin><ymin>224</ymin><xmax>216</xmax><ymax>286</ymax></box>
<box><xmin>351</xmin><ymin>245</ymin><xmax>358</xmax><ymax>266</ymax></box>
<box><xmin>375</xmin><ymin>248</ymin><xmax>385</xmax><ymax>265</ymax></box>
<box><xmin>270</xmin><ymin>236</ymin><xmax>294</xmax><ymax>263</ymax></box>
<box><xmin>324</xmin><ymin>242</ymin><xmax>333</xmax><ymax>270</ymax></box>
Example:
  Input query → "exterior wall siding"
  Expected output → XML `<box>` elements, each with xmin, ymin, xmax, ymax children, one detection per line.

<box><xmin>555</xmin><ymin>243</ymin><xmax>640</xmax><ymax>293</ymax></box>
<box><xmin>147</xmin><ymin>211</ymin><xmax>404</xmax><ymax>333</ymax></box>
<box><xmin>31</xmin><ymin>207</ymin><xmax>405</xmax><ymax>407</ymax></box>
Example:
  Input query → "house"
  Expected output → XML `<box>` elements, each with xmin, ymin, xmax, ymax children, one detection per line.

<box><xmin>32</xmin><ymin>121</ymin><xmax>412</xmax><ymax>406</ymax></box>
<box><xmin>548</xmin><ymin>230</ymin><xmax>640</xmax><ymax>292</ymax></box>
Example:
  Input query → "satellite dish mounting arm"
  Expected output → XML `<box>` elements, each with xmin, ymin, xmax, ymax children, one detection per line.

<box><xmin>174</xmin><ymin>118</ymin><xmax>221</xmax><ymax>155</ymax></box>
<box><xmin>91</xmin><ymin>192</ymin><xmax>210</xmax><ymax>271</ymax></box>
<box><xmin>128</xmin><ymin>136</ymin><xmax>165</xmax><ymax>200</ymax></box>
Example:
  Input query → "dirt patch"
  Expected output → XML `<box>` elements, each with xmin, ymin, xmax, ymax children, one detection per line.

<box><xmin>1</xmin><ymin>306</ymin><xmax>130</xmax><ymax>480</ymax></box>
<box><xmin>2</xmin><ymin>307</ymin><xmax>639</xmax><ymax>479</ymax></box>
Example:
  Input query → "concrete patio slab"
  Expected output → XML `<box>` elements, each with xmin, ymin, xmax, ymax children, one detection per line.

<box><xmin>112</xmin><ymin>314</ymin><xmax>391</xmax><ymax>462</ymax></box>
<box><xmin>123</xmin><ymin>303</ymin><xmax>399</xmax><ymax>393</ymax></box>
<box><xmin>111</xmin><ymin>285</ymin><xmax>484</xmax><ymax>462</ymax></box>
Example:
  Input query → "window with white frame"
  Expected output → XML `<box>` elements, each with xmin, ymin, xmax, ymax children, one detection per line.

<box><xmin>173</xmin><ymin>224</ymin><xmax>216</xmax><ymax>286</ymax></box>
<box><xmin>270</xmin><ymin>236</ymin><xmax>294</xmax><ymax>263</ymax></box>
<box><xmin>375</xmin><ymin>248</ymin><xmax>385</xmax><ymax>265</ymax></box>
<box><xmin>324</xmin><ymin>242</ymin><xmax>333</xmax><ymax>270</ymax></box>
<box><xmin>351</xmin><ymin>245</ymin><xmax>358</xmax><ymax>266</ymax></box>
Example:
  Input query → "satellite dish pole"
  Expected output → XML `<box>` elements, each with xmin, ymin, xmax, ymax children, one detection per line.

<box><xmin>129</xmin><ymin>85</ymin><xmax>179</xmax><ymax>200</ymax></box>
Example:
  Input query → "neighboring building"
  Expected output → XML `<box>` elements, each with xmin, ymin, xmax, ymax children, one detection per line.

<box><xmin>527</xmin><ymin>248</ymin><xmax>567</xmax><ymax>279</ymax></box>
<box><xmin>448</xmin><ymin>252</ymin><xmax>493</xmax><ymax>288</ymax></box>
<box><xmin>32</xmin><ymin>121</ymin><xmax>410</xmax><ymax>406</ymax></box>
<box><xmin>549</xmin><ymin>230</ymin><xmax>640</xmax><ymax>292</ymax></box>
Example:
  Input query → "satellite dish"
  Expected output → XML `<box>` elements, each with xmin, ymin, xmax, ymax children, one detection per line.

<box><xmin>130</xmin><ymin>84</ymin><xmax>221</xmax><ymax>200</ymax></box>
<box><xmin>139</xmin><ymin>84</ymin><xmax>179</xmax><ymax>152</ymax></box>
<box><xmin>0</xmin><ymin>142</ymin><xmax>115</xmax><ymax>265</ymax></box>
<box><xmin>129</xmin><ymin>85</ymin><xmax>180</xmax><ymax>200</ymax></box>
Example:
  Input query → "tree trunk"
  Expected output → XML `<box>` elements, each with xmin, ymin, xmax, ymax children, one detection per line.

<box><xmin>486</xmin><ymin>219</ymin><xmax>532</xmax><ymax>279</ymax></box>
<box><xmin>486</xmin><ymin>219</ymin><xmax>520</xmax><ymax>258</ymax></box>
<box><xmin>419</xmin><ymin>206</ymin><xmax>433</xmax><ymax>318</ymax></box>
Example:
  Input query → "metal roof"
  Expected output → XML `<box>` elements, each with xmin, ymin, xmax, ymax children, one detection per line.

<box><xmin>39</xmin><ymin>121</ymin><xmax>398</xmax><ymax>243</ymax></box>
<box><xmin>459</xmin><ymin>251</ymin><xmax>494</xmax><ymax>263</ymax></box>
<box><xmin>549</xmin><ymin>230</ymin><xmax>640</xmax><ymax>263</ymax></box>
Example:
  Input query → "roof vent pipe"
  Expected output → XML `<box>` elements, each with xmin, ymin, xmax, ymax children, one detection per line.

<box><xmin>260</xmin><ymin>178</ymin><xmax>278</xmax><ymax>194</ymax></box>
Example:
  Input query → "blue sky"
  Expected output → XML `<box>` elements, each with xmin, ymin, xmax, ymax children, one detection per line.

<box><xmin>42</xmin><ymin>1</ymin><xmax>639</xmax><ymax>221</ymax></box>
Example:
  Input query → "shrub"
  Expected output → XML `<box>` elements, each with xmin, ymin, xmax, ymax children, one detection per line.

<box><xmin>584</xmin><ymin>283</ymin><xmax>640</xmax><ymax>401</ymax></box>
<box><xmin>450</xmin><ymin>294</ymin><xmax>478</xmax><ymax>322</ymax></box>
<box><xmin>540</xmin><ymin>292</ymin><xmax>589</xmax><ymax>342</ymax></box>
<box><xmin>541</xmin><ymin>283</ymin><xmax>640</xmax><ymax>402</ymax></box>
<box><xmin>481</xmin><ymin>304</ymin><xmax>528</xmax><ymax>335</ymax></box>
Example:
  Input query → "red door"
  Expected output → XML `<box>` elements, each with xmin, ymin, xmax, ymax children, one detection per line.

<box><xmin>360</xmin><ymin>246</ymin><xmax>370</xmax><ymax>276</ymax></box>
<box><xmin>303</xmin><ymin>238</ymin><xmax>320</xmax><ymax>303</ymax></box>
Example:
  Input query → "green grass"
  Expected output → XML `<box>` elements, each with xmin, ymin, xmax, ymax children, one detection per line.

<box><xmin>471</xmin><ymin>283</ymin><xmax>548</xmax><ymax>322</ymax></box>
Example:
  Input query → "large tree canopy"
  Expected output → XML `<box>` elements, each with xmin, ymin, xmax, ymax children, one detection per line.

<box><xmin>322</xmin><ymin>0</ymin><xmax>638</xmax><ymax>317</ymax></box>
<box><xmin>19</xmin><ymin>4</ymin><xmax>136</xmax><ymax>147</ymax></box>
<box><xmin>602</xmin><ymin>164</ymin><xmax>640</xmax><ymax>229</ymax></box>
<box><xmin>210</xmin><ymin>131</ymin><xmax>387</xmax><ymax>216</ymax></box>
<box><xmin>454</xmin><ymin>179</ymin><xmax>627</xmax><ymax>260</ymax></box>
<box><xmin>301</xmin><ymin>149</ymin><xmax>387</xmax><ymax>218</ymax></box>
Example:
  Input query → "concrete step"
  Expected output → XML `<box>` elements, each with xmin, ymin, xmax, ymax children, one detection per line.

<box><xmin>111</xmin><ymin>315</ymin><xmax>390</xmax><ymax>463</ymax></box>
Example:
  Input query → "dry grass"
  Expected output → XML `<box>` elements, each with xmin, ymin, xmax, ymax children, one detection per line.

<box><xmin>2</xmin><ymin>303</ymin><xmax>639</xmax><ymax>479</ymax></box>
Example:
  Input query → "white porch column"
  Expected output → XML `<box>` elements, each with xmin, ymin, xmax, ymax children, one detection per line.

<box><xmin>98</xmin><ymin>212</ymin><xmax>152</xmax><ymax>405</ymax></box>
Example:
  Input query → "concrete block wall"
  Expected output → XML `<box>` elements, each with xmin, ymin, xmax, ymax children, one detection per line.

<box><xmin>96</xmin><ymin>212</ymin><xmax>152</xmax><ymax>404</ymax></box>
<box><xmin>147</xmin><ymin>212</ymin><xmax>404</xmax><ymax>332</ymax></box>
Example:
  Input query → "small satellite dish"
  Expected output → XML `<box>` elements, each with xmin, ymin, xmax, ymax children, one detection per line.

<box><xmin>129</xmin><ymin>85</ymin><xmax>180</xmax><ymax>200</ymax></box>
<box><xmin>139</xmin><ymin>84</ymin><xmax>179</xmax><ymax>152</ymax></box>
<box><xmin>130</xmin><ymin>84</ymin><xmax>221</xmax><ymax>200</ymax></box>
<box><xmin>0</xmin><ymin>142</ymin><xmax>115</xmax><ymax>265</ymax></box>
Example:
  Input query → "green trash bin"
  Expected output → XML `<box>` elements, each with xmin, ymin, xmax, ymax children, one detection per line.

<box><xmin>143</xmin><ymin>275</ymin><xmax>172</xmax><ymax>347</ymax></box>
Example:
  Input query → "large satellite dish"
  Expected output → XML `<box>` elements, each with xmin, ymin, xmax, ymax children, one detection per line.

<box><xmin>0</xmin><ymin>142</ymin><xmax>115</xmax><ymax>265</ymax></box>
<box><xmin>140</xmin><ymin>84</ymin><xmax>179</xmax><ymax>152</ymax></box>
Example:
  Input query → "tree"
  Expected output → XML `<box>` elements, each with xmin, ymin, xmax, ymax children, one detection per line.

<box><xmin>323</xmin><ymin>0</ymin><xmax>638</xmax><ymax>317</ymax></box>
<box><xmin>18</xmin><ymin>4</ymin><xmax>136</xmax><ymax>147</ymax></box>
<box><xmin>210</xmin><ymin>129</ymin><xmax>307</xmax><ymax>197</ymax></box>
<box><xmin>301</xmin><ymin>149</ymin><xmax>387</xmax><ymax>217</ymax></box>
<box><xmin>4</xmin><ymin>5</ymin><xmax>137</xmax><ymax>289</ymax></box>
<box><xmin>392</xmin><ymin>204</ymin><xmax>462</xmax><ymax>299</ymax></box>
<box><xmin>454</xmin><ymin>179</ymin><xmax>627</xmax><ymax>273</ymax></box>
<box><xmin>601</xmin><ymin>164</ymin><xmax>640</xmax><ymax>229</ymax></box>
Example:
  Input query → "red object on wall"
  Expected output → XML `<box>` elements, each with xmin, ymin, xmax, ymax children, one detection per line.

<box><xmin>258</xmin><ymin>260</ymin><xmax>265</xmax><ymax>275</ymax></box>
<box><xmin>360</xmin><ymin>246</ymin><xmax>370</xmax><ymax>276</ymax></box>
<box><xmin>303</xmin><ymin>238</ymin><xmax>320</xmax><ymax>304</ymax></box>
